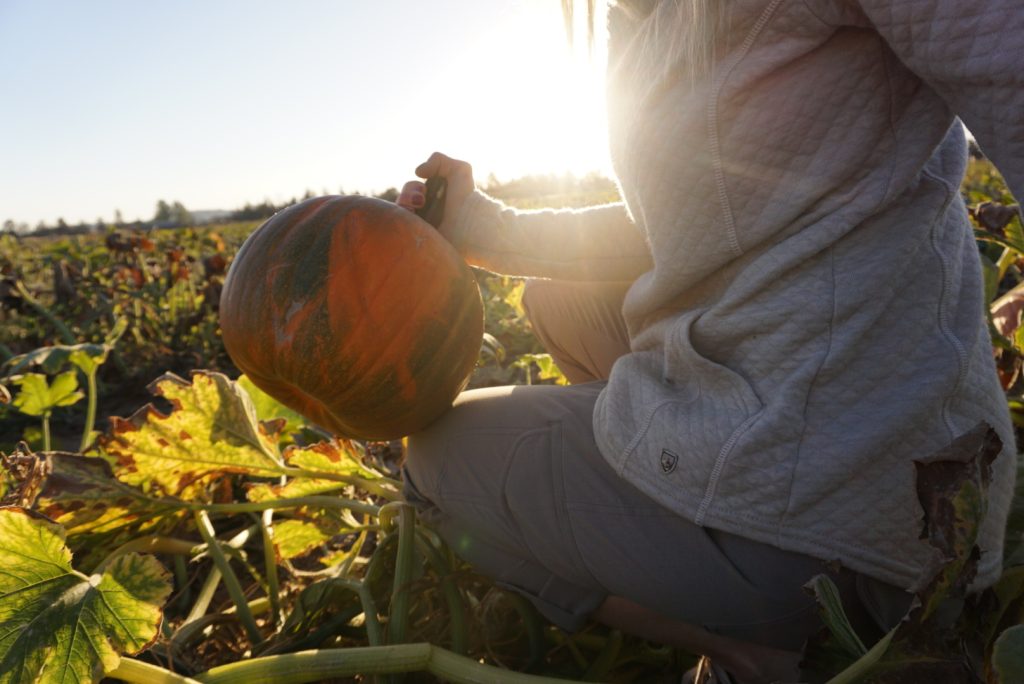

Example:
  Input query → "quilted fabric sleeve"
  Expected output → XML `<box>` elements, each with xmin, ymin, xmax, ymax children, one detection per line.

<box><xmin>853</xmin><ymin>0</ymin><xmax>1024</xmax><ymax>201</ymax></box>
<box><xmin>447</xmin><ymin>190</ymin><xmax>653</xmax><ymax>281</ymax></box>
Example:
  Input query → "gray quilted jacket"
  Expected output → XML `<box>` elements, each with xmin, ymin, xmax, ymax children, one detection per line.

<box><xmin>449</xmin><ymin>0</ymin><xmax>1021</xmax><ymax>592</ymax></box>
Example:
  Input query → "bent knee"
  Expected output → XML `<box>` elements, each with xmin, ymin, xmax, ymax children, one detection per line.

<box><xmin>519</xmin><ymin>278</ymin><xmax>557</xmax><ymax>326</ymax></box>
<box><xmin>401</xmin><ymin>385</ymin><xmax>517</xmax><ymax>507</ymax></box>
<box><xmin>402</xmin><ymin>426</ymin><xmax>447</xmax><ymax>509</ymax></box>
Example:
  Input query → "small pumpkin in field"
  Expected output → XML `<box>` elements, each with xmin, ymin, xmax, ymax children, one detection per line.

<box><xmin>219</xmin><ymin>195</ymin><xmax>483</xmax><ymax>440</ymax></box>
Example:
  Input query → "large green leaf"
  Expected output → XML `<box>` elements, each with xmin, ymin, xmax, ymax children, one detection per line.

<box><xmin>0</xmin><ymin>507</ymin><xmax>171</xmax><ymax>684</ymax></box>
<box><xmin>100</xmin><ymin>371</ymin><xmax>284</xmax><ymax>500</ymax></box>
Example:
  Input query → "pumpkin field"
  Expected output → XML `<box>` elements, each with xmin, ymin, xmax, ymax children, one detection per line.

<box><xmin>1</xmin><ymin>165</ymin><xmax>1022</xmax><ymax>683</ymax></box>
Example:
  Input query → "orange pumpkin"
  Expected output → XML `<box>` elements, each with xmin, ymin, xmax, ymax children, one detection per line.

<box><xmin>219</xmin><ymin>195</ymin><xmax>483</xmax><ymax>440</ymax></box>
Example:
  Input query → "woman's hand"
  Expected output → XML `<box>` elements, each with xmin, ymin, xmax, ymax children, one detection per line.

<box><xmin>396</xmin><ymin>152</ymin><xmax>475</xmax><ymax>239</ymax></box>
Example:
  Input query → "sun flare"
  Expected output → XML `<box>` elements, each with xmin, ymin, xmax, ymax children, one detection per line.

<box><xmin>435</xmin><ymin>2</ymin><xmax>614</xmax><ymax>186</ymax></box>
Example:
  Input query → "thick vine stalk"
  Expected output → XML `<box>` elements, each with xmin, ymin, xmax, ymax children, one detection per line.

<box><xmin>387</xmin><ymin>504</ymin><xmax>417</xmax><ymax>646</ymax></box>
<box><xmin>193</xmin><ymin>495</ymin><xmax>379</xmax><ymax>517</ymax></box>
<box><xmin>79</xmin><ymin>365</ymin><xmax>99</xmax><ymax>452</ymax></box>
<box><xmin>94</xmin><ymin>536</ymin><xmax>200</xmax><ymax>574</ymax></box>
<box><xmin>109</xmin><ymin>658</ymin><xmax>203</xmax><ymax>684</ymax></box>
<box><xmin>260</xmin><ymin>509</ymin><xmax>282</xmax><ymax>628</ymax></box>
<box><xmin>194</xmin><ymin>644</ymin><xmax>581</xmax><ymax>684</ymax></box>
<box><xmin>193</xmin><ymin>510</ymin><xmax>264</xmax><ymax>645</ymax></box>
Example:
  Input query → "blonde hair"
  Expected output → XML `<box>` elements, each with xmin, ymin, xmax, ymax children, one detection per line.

<box><xmin>560</xmin><ymin>0</ymin><xmax>597</xmax><ymax>49</ymax></box>
<box><xmin>562</xmin><ymin>0</ymin><xmax>729</xmax><ymax>80</ymax></box>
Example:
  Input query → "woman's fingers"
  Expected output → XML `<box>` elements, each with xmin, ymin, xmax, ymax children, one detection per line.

<box><xmin>416</xmin><ymin>151</ymin><xmax>461</xmax><ymax>178</ymax></box>
<box><xmin>415</xmin><ymin>152</ymin><xmax>473</xmax><ymax>186</ymax></box>
<box><xmin>414</xmin><ymin>152</ymin><xmax>442</xmax><ymax>179</ymax></box>
<box><xmin>412</xmin><ymin>152</ymin><xmax>475</xmax><ymax>236</ymax></box>
<box><xmin>396</xmin><ymin>181</ymin><xmax>426</xmax><ymax>212</ymax></box>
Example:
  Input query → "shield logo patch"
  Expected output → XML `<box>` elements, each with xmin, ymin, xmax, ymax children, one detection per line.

<box><xmin>660</xmin><ymin>449</ymin><xmax>678</xmax><ymax>474</ymax></box>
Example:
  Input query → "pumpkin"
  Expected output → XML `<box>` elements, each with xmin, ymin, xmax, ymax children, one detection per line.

<box><xmin>219</xmin><ymin>195</ymin><xmax>483</xmax><ymax>441</ymax></box>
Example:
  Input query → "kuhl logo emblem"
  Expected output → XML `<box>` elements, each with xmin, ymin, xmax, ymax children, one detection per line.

<box><xmin>660</xmin><ymin>449</ymin><xmax>678</xmax><ymax>474</ymax></box>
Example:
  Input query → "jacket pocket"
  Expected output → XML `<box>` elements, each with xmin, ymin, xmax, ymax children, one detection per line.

<box><xmin>616</xmin><ymin>311</ymin><xmax>765</xmax><ymax>521</ymax></box>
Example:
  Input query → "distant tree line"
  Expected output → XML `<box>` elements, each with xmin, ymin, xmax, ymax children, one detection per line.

<box><xmin>153</xmin><ymin>200</ymin><xmax>193</xmax><ymax>227</ymax></box>
<box><xmin>2</xmin><ymin>174</ymin><xmax>618</xmax><ymax>238</ymax></box>
<box><xmin>229</xmin><ymin>187</ymin><xmax>400</xmax><ymax>222</ymax></box>
<box><xmin>483</xmin><ymin>171</ymin><xmax>618</xmax><ymax>203</ymax></box>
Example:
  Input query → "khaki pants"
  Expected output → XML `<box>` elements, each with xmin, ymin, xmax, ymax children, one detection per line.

<box><xmin>403</xmin><ymin>279</ymin><xmax>911</xmax><ymax>650</ymax></box>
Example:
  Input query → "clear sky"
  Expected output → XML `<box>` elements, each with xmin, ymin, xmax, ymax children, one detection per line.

<box><xmin>0</xmin><ymin>1</ymin><xmax>612</xmax><ymax>227</ymax></box>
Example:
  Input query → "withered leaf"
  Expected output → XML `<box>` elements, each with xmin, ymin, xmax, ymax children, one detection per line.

<box><xmin>1</xmin><ymin>443</ymin><xmax>49</xmax><ymax>508</ymax></box>
<box><xmin>3</xmin><ymin>450</ymin><xmax>180</xmax><ymax>572</ymax></box>
<box><xmin>803</xmin><ymin>423</ymin><xmax>1002</xmax><ymax>683</ymax></box>
<box><xmin>971</xmin><ymin>201</ymin><xmax>1022</xmax><ymax>234</ymax></box>
<box><xmin>100</xmin><ymin>371</ymin><xmax>285</xmax><ymax>500</ymax></box>
<box><xmin>913</xmin><ymin>423</ymin><xmax>1000</xmax><ymax>621</ymax></box>
<box><xmin>246</xmin><ymin>439</ymin><xmax>382</xmax><ymax>503</ymax></box>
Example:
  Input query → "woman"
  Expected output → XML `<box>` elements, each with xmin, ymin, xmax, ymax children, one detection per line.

<box><xmin>397</xmin><ymin>1</ymin><xmax>1021</xmax><ymax>681</ymax></box>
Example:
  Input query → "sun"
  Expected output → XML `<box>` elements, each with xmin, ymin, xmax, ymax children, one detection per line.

<box><xmin>431</xmin><ymin>1</ymin><xmax>614</xmax><ymax>186</ymax></box>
